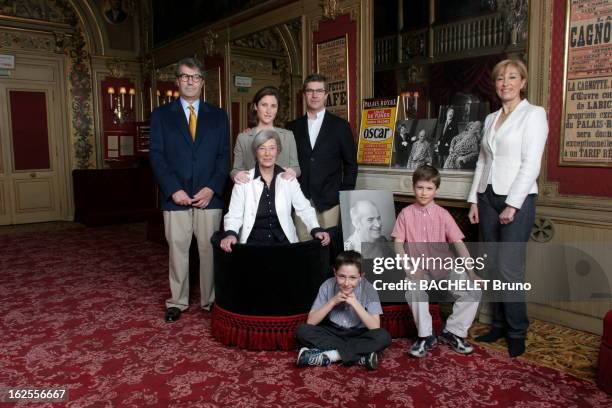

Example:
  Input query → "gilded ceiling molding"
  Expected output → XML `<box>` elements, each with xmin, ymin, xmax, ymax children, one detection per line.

<box><xmin>0</xmin><ymin>0</ymin><xmax>76</xmax><ymax>24</ymax></box>
<box><xmin>310</xmin><ymin>2</ymin><xmax>359</xmax><ymax>34</ymax></box>
<box><xmin>230</xmin><ymin>58</ymin><xmax>275</xmax><ymax>76</ymax></box>
<box><xmin>203</xmin><ymin>30</ymin><xmax>219</xmax><ymax>57</ymax></box>
<box><xmin>232</xmin><ymin>29</ymin><xmax>284</xmax><ymax>53</ymax></box>
<box><xmin>54</xmin><ymin>31</ymin><xmax>69</xmax><ymax>53</ymax></box>
<box><xmin>0</xmin><ymin>30</ymin><xmax>57</xmax><ymax>52</ymax></box>
<box><xmin>156</xmin><ymin>63</ymin><xmax>177</xmax><ymax>82</ymax></box>
<box><xmin>106</xmin><ymin>57</ymin><xmax>128</xmax><ymax>78</ymax></box>
<box><xmin>320</xmin><ymin>0</ymin><xmax>340</xmax><ymax>21</ymax></box>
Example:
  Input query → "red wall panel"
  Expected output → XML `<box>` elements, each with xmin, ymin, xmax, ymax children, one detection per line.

<box><xmin>9</xmin><ymin>90</ymin><xmax>50</xmax><ymax>171</ymax></box>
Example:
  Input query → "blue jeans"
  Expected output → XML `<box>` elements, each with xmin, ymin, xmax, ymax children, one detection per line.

<box><xmin>478</xmin><ymin>185</ymin><xmax>536</xmax><ymax>339</ymax></box>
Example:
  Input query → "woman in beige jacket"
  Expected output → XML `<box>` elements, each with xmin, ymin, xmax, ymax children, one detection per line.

<box><xmin>231</xmin><ymin>86</ymin><xmax>300</xmax><ymax>184</ymax></box>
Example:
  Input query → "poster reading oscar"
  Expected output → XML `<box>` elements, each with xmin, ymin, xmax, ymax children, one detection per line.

<box><xmin>357</xmin><ymin>97</ymin><xmax>399</xmax><ymax>166</ymax></box>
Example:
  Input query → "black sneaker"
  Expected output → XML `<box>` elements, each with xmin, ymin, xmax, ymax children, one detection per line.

<box><xmin>439</xmin><ymin>329</ymin><xmax>474</xmax><ymax>355</ymax></box>
<box><xmin>409</xmin><ymin>335</ymin><xmax>437</xmax><ymax>358</ymax></box>
<box><xmin>296</xmin><ymin>347</ymin><xmax>331</xmax><ymax>367</ymax></box>
<box><xmin>358</xmin><ymin>352</ymin><xmax>378</xmax><ymax>370</ymax></box>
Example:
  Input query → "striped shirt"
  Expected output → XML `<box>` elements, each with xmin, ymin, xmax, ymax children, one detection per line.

<box><xmin>391</xmin><ymin>202</ymin><xmax>465</xmax><ymax>278</ymax></box>
<box><xmin>311</xmin><ymin>277</ymin><xmax>382</xmax><ymax>329</ymax></box>
<box><xmin>392</xmin><ymin>202</ymin><xmax>464</xmax><ymax>243</ymax></box>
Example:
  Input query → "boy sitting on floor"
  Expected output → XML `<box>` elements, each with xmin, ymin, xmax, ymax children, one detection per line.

<box><xmin>296</xmin><ymin>250</ymin><xmax>391</xmax><ymax>370</ymax></box>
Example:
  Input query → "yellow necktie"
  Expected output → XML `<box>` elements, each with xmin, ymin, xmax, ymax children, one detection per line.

<box><xmin>188</xmin><ymin>105</ymin><xmax>197</xmax><ymax>140</ymax></box>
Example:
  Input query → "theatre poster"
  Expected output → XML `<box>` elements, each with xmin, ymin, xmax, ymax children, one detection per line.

<box><xmin>357</xmin><ymin>97</ymin><xmax>399</xmax><ymax>166</ymax></box>
<box><xmin>316</xmin><ymin>35</ymin><xmax>349</xmax><ymax>121</ymax></box>
<box><xmin>560</xmin><ymin>0</ymin><xmax>612</xmax><ymax>167</ymax></box>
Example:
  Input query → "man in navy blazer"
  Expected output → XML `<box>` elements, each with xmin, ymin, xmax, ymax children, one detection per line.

<box><xmin>286</xmin><ymin>73</ymin><xmax>357</xmax><ymax>241</ymax></box>
<box><xmin>149</xmin><ymin>57</ymin><xmax>230</xmax><ymax>322</ymax></box>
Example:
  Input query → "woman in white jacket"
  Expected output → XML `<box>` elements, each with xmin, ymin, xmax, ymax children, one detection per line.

<box><xmin>220</xmin><ymin>130</ymin><xmax>330</xmax><ymax>252</ymax></box>
<box><xmin>467</xmin><ymin>59</ymin><xmax>548</xmax><ymax>357</ymax></box>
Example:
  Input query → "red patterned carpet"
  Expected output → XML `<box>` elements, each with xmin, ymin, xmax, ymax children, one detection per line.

<box><xmin>1</xmin><ymin>224</ymin><xmax>611</xmax><ymax>407</ymax></box>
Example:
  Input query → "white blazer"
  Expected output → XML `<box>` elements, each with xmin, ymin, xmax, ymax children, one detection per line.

<box><xmin>467</xmin><ymin>99</ymin><xmax>548</xmax><ymax>209</ymax></box>
<box><xmin>223</xmin><ymin>168</ymin><xmax>320</xmax><ymax>243</ymax></box>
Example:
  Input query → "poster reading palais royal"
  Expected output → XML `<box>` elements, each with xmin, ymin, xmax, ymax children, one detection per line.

<box><xmin>560</xmin><ymin>0</ymin><xmax>612</xmax><ymax>167</ymax></box>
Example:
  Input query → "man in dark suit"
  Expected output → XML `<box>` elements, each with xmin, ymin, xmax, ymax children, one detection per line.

<box><xmin>436</xmin><ymin>106</ymin><xmax>459</xmax><ymax>168</ymax></box>
<box><xmin>150</xmin><ymin>57</ymin><xmax>230</xmax><ymax>322</ymax></box>
<box><xmin>394</xmin><ymin>123</ymin><xmax>411</xmax><ymax>168</ymax></box>
<box><xmin>286</xmin><ymin>73</ymin><xmax>357</xmax><ymax>241</ymax></box>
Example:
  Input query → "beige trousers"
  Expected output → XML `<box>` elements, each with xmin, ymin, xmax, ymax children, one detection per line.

<box><xmin>164</xmin><ymin>208</ymin><xmax>221</xmax><ymax>311</ymax></box>
<box><xmin>294</xmin><ymin>204</ymin><xmax>340</xmax><ymax>242</ymax></box>
<box><xmin>405</xmin><ymin>269</ymin><xmax>481</xmax><ymax>338</ymax></box>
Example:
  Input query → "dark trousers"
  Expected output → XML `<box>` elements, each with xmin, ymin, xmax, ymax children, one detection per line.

<box><xmin>296</xmin><ymin>322</ymin><xmax>391</xmax><ymax>364</ymax></box>
<box><xmin>478</xmin><ymin>185</ymin><xmax>536</xmax><ymax>339</ymax></box>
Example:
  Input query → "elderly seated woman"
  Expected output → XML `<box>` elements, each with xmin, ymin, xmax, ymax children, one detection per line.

<box><xmin>220</xmin><ymin>129</ymin><xmax>331</xmax><ymax>251</ymax></box>
<box><xmin>443</xmin><ymin>121</ymin><xmax>482</xmax><ymax>169</ymax></box>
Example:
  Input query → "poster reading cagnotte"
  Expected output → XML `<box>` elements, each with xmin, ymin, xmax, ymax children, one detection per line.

<box><xmin>561</xmin><ymin>0</ymin><xmax>612</xmax><ymax>166</ymax></box>
<box><xmin>316</xmin><ymin>36</ymin><xmax>349</xmax><ymax>121</ymax></box>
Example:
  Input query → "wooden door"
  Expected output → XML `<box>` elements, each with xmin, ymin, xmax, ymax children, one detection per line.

<box><xmin>0</xmin><ymin>82</ymin><xmax>62</xmax><ymax>224</ymax></box>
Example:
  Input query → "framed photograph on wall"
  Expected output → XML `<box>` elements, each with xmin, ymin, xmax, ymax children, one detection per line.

<box><xmin>433</xmin><ymin>105</ymin><xmax>484</xmax><ymax>170</ymax></box>
<box><xmin>316</xmin><ymin>35</ymin><xmax>349</xmax><ymax>121</ymax></box>
<box><xmin>204</xmin><ymin>66</ymin><xmax>222</xmax><ymax>108</ymax></box>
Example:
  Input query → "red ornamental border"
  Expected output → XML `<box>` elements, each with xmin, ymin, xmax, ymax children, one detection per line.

<box><xmin>210</xmin><ymin>304</ymin><xmax>441</xmax><ymax>351</ymax></box>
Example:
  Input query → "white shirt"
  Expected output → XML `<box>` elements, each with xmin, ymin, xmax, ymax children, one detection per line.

<box><xmin>307</xmin><ymin>109</ymin><xmax>326</xmax><ymax>148</ymax></box>
<box><xmin>180</xmin><ymin>98</ymin><xmax>200</xmax><ymax>123</ymax></box>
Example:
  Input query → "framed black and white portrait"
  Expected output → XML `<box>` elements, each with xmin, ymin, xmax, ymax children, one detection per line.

<box><xmin>340</xmin><ymin>190</ymin><xmax>396</xmax><ymax>256</ymax></box>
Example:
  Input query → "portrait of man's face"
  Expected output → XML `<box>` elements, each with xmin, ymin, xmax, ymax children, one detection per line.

<box><xmin>352</xmin><ymin>201</ymin><xmax>382</xmax><ymax>242</ymax></box>
<box><xmin>446</xmin><ymin>108</ymin><xmax>454</xmax><ymax>121</ymax></box>
<box><xmin>341</xmin><ymin>190</ymin><xmax>395</xmax><ymax>255</ymax></box>
<box><xmin>104</xmin><ymin>0</ymin><xmax>128</xmax><ymax>24</ymax></box>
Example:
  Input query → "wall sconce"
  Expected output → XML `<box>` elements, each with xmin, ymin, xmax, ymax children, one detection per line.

<box><xmin>107</xmin><ymin>85</ymin><xmax>135</xmax><ymax>124</ymax></box>
<box><xmin>156</xmin><ymin>88</ymin><xmax>180</xmax><ymax>106</ymax></box>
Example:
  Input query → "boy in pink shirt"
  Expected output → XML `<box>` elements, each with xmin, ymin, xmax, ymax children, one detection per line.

<box><xmin>392</xmin><ymin>165</ymin><xmax>481</xmax><ymax>358</ymax></box>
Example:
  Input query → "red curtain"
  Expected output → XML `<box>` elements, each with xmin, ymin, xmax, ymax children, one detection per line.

<box><xmin>430</xmin><ymin>54</ymin><xmax>505</xmax><ymax>114</ymax></box>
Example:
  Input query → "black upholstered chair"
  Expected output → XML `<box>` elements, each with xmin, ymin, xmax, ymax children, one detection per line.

<box><xmin>210</xmin><ymin>232</ymin><xmax>331</xmax><ymax>350</ymax></box>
